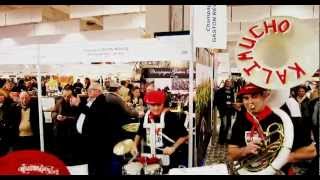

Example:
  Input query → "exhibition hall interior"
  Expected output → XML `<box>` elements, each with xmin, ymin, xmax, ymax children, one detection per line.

<box><xmin>0</xmin><ymin>5</ymin><xmax>319</xmax><ymax>175</ymax></box>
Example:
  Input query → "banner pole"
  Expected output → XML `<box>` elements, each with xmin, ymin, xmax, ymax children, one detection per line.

<box><xmin>36</xmin><ymin>44</ymin><xmax>45</xmax><ymax>152</ymax></box>
<box><xmin>188</xmin><ymin>5</ymin><xmax>196</xmax><ymax>168</ymax></box>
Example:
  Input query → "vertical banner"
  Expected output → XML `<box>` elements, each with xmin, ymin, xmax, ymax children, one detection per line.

<box><xmin>192</xmin><ymin>5</ymin><xmax>227</xmax><ymax>49</ymax></box>
<box><xmin>191</xmin><ymin>5</ymin><xmax>227</xmax><ymax>168</ymax></box>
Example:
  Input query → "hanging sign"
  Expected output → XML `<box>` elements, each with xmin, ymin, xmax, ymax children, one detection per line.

<box><xmin>192</xmin><ymin>5</ymin><xmax>227</xmax><ymax>49</ymax></box>
<box><xmin>235</xmin><ymin>16</ymin><xmax>319</xmax><ymax>89</ymax></box>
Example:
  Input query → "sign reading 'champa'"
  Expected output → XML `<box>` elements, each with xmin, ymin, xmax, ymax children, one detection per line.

<box><xmin>192</xmin><ymin>5</ymin><xmax>227</xmax><ymax>49</ymax></box>
<box><xmin>235</xmin><ymin>16</ymin><xmax>319</xmax><ymax>89</ymax></box>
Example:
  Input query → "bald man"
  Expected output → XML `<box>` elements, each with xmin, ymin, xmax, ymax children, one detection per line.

<box><xmin>12</xmin><ymin>92</ymin><xmax>41</xmax><ymax>150</ymax></box>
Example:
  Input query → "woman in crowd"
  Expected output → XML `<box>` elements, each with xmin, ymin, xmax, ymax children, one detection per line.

<box><xmin>127</xmin><ymin>86</ymin><xmax>144</xmax><ymax>109</ymax></box>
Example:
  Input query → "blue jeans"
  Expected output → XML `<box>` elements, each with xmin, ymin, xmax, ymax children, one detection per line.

<box><xmin>111</xmin><ymin>154</ymin><xmax>124</xmax><ymax>176</ymax></box>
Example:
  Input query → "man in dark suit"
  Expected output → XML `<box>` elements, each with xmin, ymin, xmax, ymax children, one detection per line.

<box><xmin>70</xmin><ymin>82</ymin><xmax>110</xmax><ymax>175</ymax></box>
<box><xmin>104</xmin><ymin>82</ymin><xmax>143</xmax><ymax>175</ymax></box>
<box><xmin>12</xmin><ymin>92</ymin><xmax>41</xmax><ymax>151</ymax></box>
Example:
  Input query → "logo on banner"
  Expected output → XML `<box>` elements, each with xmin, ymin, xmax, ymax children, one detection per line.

<box><xmin>192</xmin><ymin>5</ymin><xmax>227</xmax><ymax>49</ymax></box>
<box><xmin>235</xmin><ymin>16</ymin><xmax>319</xmax><ymax>89</ymax></box>
<box><xmin>0</xmin><ymin>150</ymin><xmax>70</xmax><ymax>175</ymax></box>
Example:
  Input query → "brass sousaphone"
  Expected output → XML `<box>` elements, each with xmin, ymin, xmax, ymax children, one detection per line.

<box><xmin>234</xmin><ymin>16</ymin><xmax>319</xmax><ymax>175</ymax></box>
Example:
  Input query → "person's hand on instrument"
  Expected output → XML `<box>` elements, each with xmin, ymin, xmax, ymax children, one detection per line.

<box><xmin>242</xmin><ymin>142</ymin><xmax>260</xmax><ymax>156</ymax></box>
<box><xmin>163</xmin><ymin>146</ymin><xmax>176</xmax><ymax>156</ymax></box>
<box><xmin>130</xmin><ymin>145</ymin><xmax>139</xmax><ymax>156</ymax></box>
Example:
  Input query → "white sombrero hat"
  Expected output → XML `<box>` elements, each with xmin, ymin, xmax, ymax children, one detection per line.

<box><xmin>235</xmin><ymin>16</ymin><xmax>319</xmax><ymax>90</ymax></box>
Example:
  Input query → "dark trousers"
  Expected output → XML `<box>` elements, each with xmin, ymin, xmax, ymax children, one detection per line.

<box><xmin>88</xmin><ymin>157</ymin><xmax>113</xmax><ymax>176</ymax></box>
<box><xmin>13</xmin><ymin>136</ymin><xmax>40</xmax><ymax>151</ymax></box>
<box><xmin>167</xmin><ymin>146</ymin><xmax>188</xmax><ymax>174</ymax></box>
<box><xmin>218</xmin><ymin>112</ymin><xmax>232</xmax><ymax>144</ymax></box>
<box><xmin>0</xmin><ymin>139</ymin><xmax>10</xmax><ymax>157</ymax></box>
<box><xmin>88</xmin><ymin>155</ymin><xmax>126</xmax><ymax>176</ymax></box>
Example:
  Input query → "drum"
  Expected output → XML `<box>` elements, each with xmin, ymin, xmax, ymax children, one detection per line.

<box><xmin>122</xmin><ymin>162</ymin><xmax>143</xmax><ymax>175</ymax></box>
<box><xmin>143</xmin><ymin>164</ymin><xmax>162</xmax><ymax>175</ymax></box>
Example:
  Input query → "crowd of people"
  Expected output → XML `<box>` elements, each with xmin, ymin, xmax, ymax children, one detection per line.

<box><xmin>0</xmin><ymin>79</ymin><xmax>42</xmax><ymax>156</ymax></box>
<box><xmin>0</xmin><ymin>76</ymin><xmax>189</xmax><ymax>176</ymax></box>
<box><xmin>213</xmin><ymin>77</ymin><xmax>319</xmax><ymax>175</ymax></box>
<box><xmin>2</xmin><ymin>74</ymin><xmax>317</xmax><ymax>175</ymax></box>
<box><xmin>59</xmin><ymin>79</ymin><xmax>188</xmax><ymax>175</ymax></box>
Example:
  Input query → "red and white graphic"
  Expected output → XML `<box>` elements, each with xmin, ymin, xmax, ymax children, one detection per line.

<box><xmin>0</xmin><ymin>150</ymin><xmax>70</xmax><ymax>175</ymax></box>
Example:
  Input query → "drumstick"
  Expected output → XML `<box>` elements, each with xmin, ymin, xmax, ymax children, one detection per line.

<box><xmin>156</xmin><ymin>147</ymin><xmax>164</xmax><ymax>151</ymax></box>
<box><xmin>160</xmin><ymin>132</ymin><xmax>176</xmax><ymax>144</ymax></box>
<box><xmin>129</xmin><ymin>153</ymin><xmax>138</xmax><ymax>163</ymax></box>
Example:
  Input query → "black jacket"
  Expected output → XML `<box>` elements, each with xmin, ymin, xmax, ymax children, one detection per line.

<box><xmin>79</xmin><ymin>94</ymin><xmax>107</xmax><ymax>138</ymax></box>
<box><xmin>0</xmin><ymin>98</ymin><xmax>15</xmax><ymax>156</ymax></box>
<box><xmin>104</xmin><ymin>92</ymin><xmax>139</xmax><ymax>146</ymax></box>
<box><xmin>77</xmin><ymin>94</ymin><xmax>112</xmax><ymax>155</ymax></box>
<box><xmin>214</xmin><ymin>87</ymin><xmax>235</xmax><ymax>115</ymax></box>
<box><xmin>52</xmin><ymin>97</ymin><xmax>79</xmax><ymax>137</ymax></box>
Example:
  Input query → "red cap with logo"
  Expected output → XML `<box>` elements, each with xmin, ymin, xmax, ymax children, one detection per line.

<box><xmin>144</xmin><ymin>90</ymin><xmax>166</xmax><ymax>105</ymax></box>
<box><xmin>0</xmin><ymin>150</ymin><xmax>70</xmax><ymax>175</ymax></box>
<box><xmin>237</xmin><ymin>83</ymin><xmax>266</xmax><ymax>97</ymax></box>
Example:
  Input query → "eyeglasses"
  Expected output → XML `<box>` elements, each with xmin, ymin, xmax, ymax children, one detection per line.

<box><xmin>149</xmin><ymin>103</ymin><xmax>162</xmax><ymax>106</ymax></box>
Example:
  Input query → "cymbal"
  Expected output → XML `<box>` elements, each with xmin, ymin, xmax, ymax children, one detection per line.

<box><xmin>122</xmin><ymin>123</ymin><xmax>140</xmax><ymax>133</ymax></box>
<box><xmin>113</xmin><ymin>139</ymin><xmax>134</xmax><ymax>156</ymax></box>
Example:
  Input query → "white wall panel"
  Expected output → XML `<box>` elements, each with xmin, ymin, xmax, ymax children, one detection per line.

<box><xmin>227</xmin><ymin>33</ymin><xmax>240</xmax><ymax>42</ymax></box>
<box><xmin>271</xmin><ymin>5</ymin><xmax>314</xmax><ymax>19</ymax></box>
<box><xmin>55</xmin><ymin>20</ymin><xmax>80</xmax><ymax>34</ymax></box>
<box><xmin>0</xmin><ymin>28</ymin><xmax>144</xmax><ymax>47</ymax></box>
<box><xmin>6</xmin><ymin>7</ymin><xmax>42</xmax><ymax>25</ymax></box>
<box><xmin>103</xmin><ymin>13</ymin><xmax>145</xmax><ymax>30</ymax></box>
<box><xmin>70</xmin><ymin>5</ymin><xmax>145</xmax><ymax>18</ymax></box>
<box><xmin>0</xmin><ymin>24</ymin><xmax>34</xmax><ymax>39</ymax></box>
<box><xmin>146</xmin><ymin>5</ymin><xmax>169</xmax><ymax>35</ymax></box>
<box><xmin>140</xmin><ymin>5</ymin><xmax>146</xmax><ymax>12</ymax></box>
<box><xmin>314</xmin><ymin>5</ymin><xmax>319</xmax><ymax>18</ymax></box>
<box><xmin>0</xmin><ymin>12</ymin><xmax>5</xmax><ymax>26</ymax></box>
<box><xmin>34</xmin><ymin>20</ymin><xmax>80</xmax><ymax>36</ymax></box>
<box><xmin>240</xmin><ymin>22</ymin><xmax>252</xmax><ymax>33</ymax></box>
<box><xmin>70</xmin><ymin>5</ymin><xmax>106</xmax><ymax>18</ymax></box>
<box><xmin>228</xmin><ymin>22</ymin><xmax>240</xmax><ymax>34</ymax></box>
<box><xmin>75</xmin><ymin>29</ymin><xmax>144</xmax><ymax>41</ymax></box>
<box><xmin>228</xmin><ymin>6</ymin><xmax>232</xmax><ymax>22</ymax></box>
<box><xmin>232</xmin><ymin>5</ymin><xmax>270</xmax><ymax>22</ymax></box>
<box><xmin>103</xmin><ymin>5</ymin><xmax>144</xmax><ymax>15</ymax></box>
<box><xmin>183</xmin><ymin>5</ymin><xmax>190</xmax><ymax>30</ymax></box>
<box><xmin>34</xmin><ymin>22</ymin><xmax>56</xmax><ymax>36</ymax></box>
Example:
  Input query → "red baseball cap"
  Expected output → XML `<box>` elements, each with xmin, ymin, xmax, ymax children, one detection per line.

<box><xmin>144</xmin><ymin>91</ymin><xmax>166</xmax><ymax>105</ymax></box>
<box><xmin>237</xmin><ymin>83</ymin><xmax>267</xmax><ymax>97</ymax></box>
<box><xmin>0</xmin><ymin>150</ymin><xmax>70</xmax><ymax>175</ymax></box>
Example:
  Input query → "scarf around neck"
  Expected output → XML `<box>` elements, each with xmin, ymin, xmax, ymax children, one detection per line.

<box><xmin>245</xmin><ymin>106</ymin><xmax>272</xmax><ymax>140</ymax></box>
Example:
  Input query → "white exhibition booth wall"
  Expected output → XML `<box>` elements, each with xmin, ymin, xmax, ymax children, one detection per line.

<box><xmin>0</xmin><ymin>36</ymin><xmax>195</xmax><ymax>175</ymax></box>
<box><xmin>0</xmin><ymin>38</ymin><xmax>191</xmax><ymax>64</ymax></box>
